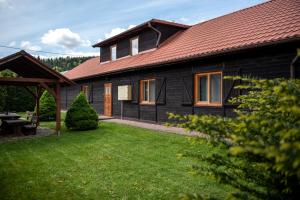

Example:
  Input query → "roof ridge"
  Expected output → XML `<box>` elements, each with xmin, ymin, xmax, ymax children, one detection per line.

<box><xmin>191</xmin><ymin>0</ymin><xmax>274</xmax><ymax>27</ymax></box>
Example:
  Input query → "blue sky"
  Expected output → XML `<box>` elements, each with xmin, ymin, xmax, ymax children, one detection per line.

<box><xmin>0</xmin><ymin>0</ymin><xmax>266</xmax><ymax>58</ymax></box>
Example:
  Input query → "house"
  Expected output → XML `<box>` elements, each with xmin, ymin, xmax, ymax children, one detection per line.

<box><xmin>62</xmin><ymin>0</ymin><xmax>300</xmax><ymax>123</ymax></box>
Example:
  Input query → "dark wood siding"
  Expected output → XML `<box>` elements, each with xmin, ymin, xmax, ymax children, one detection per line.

<box><xmin>155</xmin><ymin>24</ymin><xmax>184</xmax><ymax>44</ymax></box>
<box><xmin>99</xmin><ymin>28</ymin><xmax>157</xmax><ymax>62</ymax></box>
<box><xmin>117</xmin><ymin>39</ymin><xmax>130</xmax><ymax>58</ymax></box>
<box><xmin>138</xmin><ymin>28</ymin><xmax>157</xmax><ymax>52</ymax></box>
<box><xmin>100</xmin><ymin>46</ymin><xmax>111</xmax><ymax>62</ymax></box>
<box><xmin>62</xmin><ymin>42</ymin><xmax>299</xmax><ymax>123</ymax></box>
<box><xmin>99</xmin><ymin>25</ymin><xmax>184</xmax><ymax>62</ymax></box>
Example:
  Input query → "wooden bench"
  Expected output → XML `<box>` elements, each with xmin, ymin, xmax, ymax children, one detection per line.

<box><xmin>2</xmin><ymin>119</ymin><xmax>31</xmax><ymax>135</ymax></box>
<box><xmin>21</xmin><ymin>116</ymin><xmax>38</xmax><ymax>135</ymax></box>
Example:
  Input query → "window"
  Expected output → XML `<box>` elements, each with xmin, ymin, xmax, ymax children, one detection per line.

<box><xmin>81</xmin><ymin>85</ymin><xmax>89</xmax><ymax>99</ymax></box>
<box><xmin>131</xmin><ymin>37</ymin><xmax>139</xmax><ymax>55</ymax></box>
<box><xmin>105</xmin><ymin>86</ymin><xmax>111</xmax><ymax>94</ymax></box>
<box><xmin>140</xmin><ymin>79</ymin><xmax>155</xmax><ymax>104</ymax></box>
<box><xmin>110</xmin><ymin>45</ymin><xmax>117</xmax><ymax>61</ymax></box>
<box><xmin>194</xmin><ymin>71</ymin><xmax>222</xmax><ymax>106</ymax></box>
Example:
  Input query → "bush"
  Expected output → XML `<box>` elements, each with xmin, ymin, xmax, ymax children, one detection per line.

<box><xmin>0</xmin><ymin>70</ymin><xmax>35</xmax><ymax>112</ymax></box>
<box><xmin>169</xmin><ymin>77</ymin><xmax>300</xmax><ymax>200</ymax></box>
<box><xmin>65</xmin><ymin>92</ymin><xmax>98</xmax><ymax>130</ymax></box>
<box><xmin>39</xmin><ymin>90</ymin><xmax>56</xmax><ymax>121</ymax></box>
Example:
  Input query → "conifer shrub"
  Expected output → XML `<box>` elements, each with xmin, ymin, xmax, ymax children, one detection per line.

<box><xmin>39</xmin><ymin>90</ymin><xmax>56</xmax><ymax>121</ymax></box>
<box><xmin>169</xmin><ymin>77</ymin><xmax>300</xmax><ymax>200</ymax></box>
<box><xmin>65</xmin><ymin>92</ymin><xmax>98</xmax><ymax>130</ymax></box>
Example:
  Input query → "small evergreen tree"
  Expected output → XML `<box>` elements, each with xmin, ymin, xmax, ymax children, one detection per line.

<box><xmin>39</xmin><ymin>90</ymin><xmax>56</xmax><ymax>121</ymax></box>
<box><xmin>169</xmin><ymin>77</ymin><xmax>300</xmax><ymax>200</ymax></box>
<box><xmin>65</xmin><ymin>92</ymin><xmax>98</xmax><ymax>130</ymax></box>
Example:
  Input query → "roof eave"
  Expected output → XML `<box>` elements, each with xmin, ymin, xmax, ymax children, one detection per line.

<box><xmin>92</xmin><ymin>19</ymin><xmax>190</xmax><ymax>48</ymax></box>
<box><xmin>70</xmin><ymin>36</ymin><xmax>300</xmax><ymax>82</ymax></box>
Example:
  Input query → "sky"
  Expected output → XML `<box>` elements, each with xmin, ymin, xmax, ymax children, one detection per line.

<box><xmin>0</xmin><ymin>0</ymin><xmax>266</xmax><ymax>58</ymax></box>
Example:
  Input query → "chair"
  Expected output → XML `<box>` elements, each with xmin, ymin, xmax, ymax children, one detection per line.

<box><xmin>26</xmin><ymin>111</ymin><xmax>33</xmax><ymax>120</ymax></box>
<box><xmin>22</xmin><ymin>116</ymin><xmax>38</xmax><ymax>135</ymax></box>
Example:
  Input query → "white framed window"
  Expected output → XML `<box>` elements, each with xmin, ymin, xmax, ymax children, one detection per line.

<box><xmin>194</xmin><ymin>71</ymin><xmax>222</xmax><ymax>106</ymax></box>
<box><xmin>140</xmin><ymin>79</ymin><xmax>155</xmax><ymax>104</ymax></box>
<box><xmin>130</xmin><ymin>37</ymin><xmax>139</xmax><ymax>55</ymax></box>
<box><xmin>110</xmin><ymin>45</ymin><xmax>117</xmax><ymax>61</ymax></box>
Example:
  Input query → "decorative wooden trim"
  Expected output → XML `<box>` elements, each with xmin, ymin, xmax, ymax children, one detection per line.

<box><xmin>140</xmin><ymin>79</ymin><xmax>155</xmax><ymax>105</ymax></box>
<box><xmin>39</xmin><ymin>82</ymin><xmax>56</xmax><ymax>98</ymax></box>
<box><xmin>110</xmin><ymin>44</ymin><xmax>117</xmax><ymax>61</ymax></box>
<box><xmin>130</xmin><ymin>36</ymin><xmax>139</xmax><ymax>56</ymax></box>
<box><xmin>194</xmin><ymin>71</ymin><xmax>223</xmax><ymax>107</ymax></box>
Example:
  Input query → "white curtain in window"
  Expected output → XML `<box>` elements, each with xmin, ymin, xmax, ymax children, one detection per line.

<box><xmin>149</xmin><ymin>80</ymin><xmax>155</xmax><ymax>102</ymax></box>
<box><xmin>210</xmin><ymin>74</ymin><xmax>221</xmax><ymax>102</ymax></box>
<box><xmin>199</xmin><ymin>76</ymin><xmax>207</xmax><ymax>101</ymax></box>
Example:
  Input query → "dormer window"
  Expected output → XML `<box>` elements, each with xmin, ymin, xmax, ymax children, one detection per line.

<box><xmin>110</xmin><ymin>45</ymin><xmax>117</xmax><ymax>61</ymax></box>
<box><xmin>130</xmin><ymin>37</ymin><xmax>139</xmax><ymax>55</ymax></box>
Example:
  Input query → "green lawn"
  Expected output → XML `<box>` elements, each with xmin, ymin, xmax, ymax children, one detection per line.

<box><xmin>0</xmin><ymin>117</ymin><xmax>230</xmax><ymax>199</ymax></box>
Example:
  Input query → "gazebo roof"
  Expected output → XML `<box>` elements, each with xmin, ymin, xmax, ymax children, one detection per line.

<box><xmin>0</xmin><ymin>50</ymin><xmax>74</xmax><ymax>86</ymax></box>
<box><xmin>0</xmin><ymin>50</ymin><xmax>74</xmax><ymax>136</ymax></box>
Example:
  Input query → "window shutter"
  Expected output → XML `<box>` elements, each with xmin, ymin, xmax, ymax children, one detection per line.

<box><xmin>155</xmin><ymin>77</ymin><xmax>166</xmax><ymax>105</ymax></box>
<box><xmin>131</xmin><ymin>80</ymin><xmax>139</xmax><ymax>104</ymax></box>
<box><xmin>89</xmin><ymin>83</ymin><xmax>94</xmax><ymax>103</ymax></box>
<box><xmin>223</xmin><ymin>68</ymin><xmax>241</xmax><ymax>104</ymax></box>
<box><xmin>182</xmin><ymin>75</ymin><xmax>193</xmax><ymax>105</ymax></box>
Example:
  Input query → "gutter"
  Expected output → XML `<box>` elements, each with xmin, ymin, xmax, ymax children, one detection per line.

<box><xmin>148</xmin><ymin>22</ymin><xmax>161</xmax><ymax>47</ymax></box>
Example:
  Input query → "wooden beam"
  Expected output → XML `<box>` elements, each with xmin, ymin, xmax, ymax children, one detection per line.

<box><xmin>23</xmin><ymin>86</ymin><xmax>38</xmax><ymax>98</ymax></box>
<box><xmin>0</xmin><ymin>77</ymin><xmax>57</xmax><ymax>86</ymax></box>
<box><xmin>36</xmin><ymin>85</ymin><xmax>42</xmax><ymax>126</ymax></box>
<box><xmin>39</xmin><ymin>82</ymin><xmax>56</xmax><ymax>98</ymax></box>
<box><xmin>55</xmin><ymin>83</ymin><xmax>61</xmax><ymax>136</ymax></box>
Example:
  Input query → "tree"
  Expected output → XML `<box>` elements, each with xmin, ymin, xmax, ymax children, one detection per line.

<box><xmin>0</xmin><ymin>86</ymin><xmax>7</xmax><ymax>111</ymax></box>
<box><xmin>39</xmin><ymin>90</ymin><xmax>56</xmax><ymax>121</ymax></box>
<box><xmin>169</xmin><ymin>77</ymin><xmax>300</xmax><ymax>200</ymax></box>
<box><xmin>0</xmin><ymin>70</ymin><xmax>35</xmax><ymax>112</ymax></box>
<box><xmin>65</xmin><ymin>92</ymin><xmax>98</xmax><ymax>130</ymax></box>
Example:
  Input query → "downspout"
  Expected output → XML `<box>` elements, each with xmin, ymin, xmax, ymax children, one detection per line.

<box><xmin>290</xmin><ymin>48</ymin><xmax>299</xmax><ymax>79</ymax></box>
<box><xmin>148</xmin><ymin>22</ymin><xmax>162</xmax><ymax>47</ymax></box>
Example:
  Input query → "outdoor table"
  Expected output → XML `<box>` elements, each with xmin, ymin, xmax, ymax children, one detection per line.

<box><xmin>2</xmin><ymin>119</ymin><xmax>31</xmax><ymax>135</ymax></box>
<box><xmin>0</xmin><ymin>113</ymin><xmax>21</xmax><ymax>120</ymax></box>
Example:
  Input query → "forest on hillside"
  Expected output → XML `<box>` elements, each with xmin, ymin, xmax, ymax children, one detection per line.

<box><xmin>40</xmin><ymin>56</ymin><xmax>95</xmax><ymax>72</ymax></box>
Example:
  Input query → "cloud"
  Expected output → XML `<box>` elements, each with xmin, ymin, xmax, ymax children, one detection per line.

<box><xmin>41</xmin><ymin>28</ymin><xmax>91</xmax><ymax>49</ymax></box>
<box><xmin>0</xmin><ymin>0</ymin><xmax>7</xmax><ymax>6</ymax></box>
<box><xmin>8</xmin><ymin>41</ymin><xmax>16</xmax><ymax>47</ymax></box>
<box><xmin>20</xmin><ymin>41</ymin><xmax>41</xmax><ymax>51</ymax></box>
<box><xmin>0</xmin><ymin>0</ymin><xmax>14</xmax><ymax>9</ymax></box>
<box><xmin>179</xmin><ymin>17</ymin><xmax>189</xmax><ymax>23</ymax></box>
<box><xmin>177</xmin><ymin>17</ymin><xmax>206</xmax><ymax>25</ymax></box>
<box><xmin>104</xmin><ymin>24</ymin><xmax>136</xmax><ymax>39</ymax></box>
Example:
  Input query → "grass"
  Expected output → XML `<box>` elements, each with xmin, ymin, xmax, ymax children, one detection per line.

<box><xmin>0</xmin><ymin>114</ymin><xmax>230</xmax><ymax>200</ymax></box>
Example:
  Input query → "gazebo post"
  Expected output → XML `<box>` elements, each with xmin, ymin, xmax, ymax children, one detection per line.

<box><xmin>55</xmin><ymin>82</ymin><xmax>61</xmax><ymax>136</ymax></box>
<box><xmin>0</xmin><ymin>51</ymin><xmax>74</xmax><ymax>136</ymax></box>
<box><xmin>36</xmin><ymin>85</ymin><xmax>42</xmax><ymax>126</ymax></box>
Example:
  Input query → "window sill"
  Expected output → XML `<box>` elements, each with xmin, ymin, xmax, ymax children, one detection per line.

<box><xmin>140</xmin><ymin>102</ymin><xmax>156</xmax><ymax>106</ymax></box>
<box><xmin>194</xmin><ymin>102</ymin><xmax>222</xmax><ymax>107</ymax></box>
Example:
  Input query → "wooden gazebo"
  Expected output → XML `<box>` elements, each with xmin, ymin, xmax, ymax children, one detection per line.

<box><xmin>0</xmin><ymin>50</ymin><xmax>74</xmax><ymax>135</ymax></box>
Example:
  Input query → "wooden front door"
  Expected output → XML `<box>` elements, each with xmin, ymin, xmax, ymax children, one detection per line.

<box><xmin>104</xmin><ymin>83</ymin><xmax>112</xmax><ymax>116</ymax></box>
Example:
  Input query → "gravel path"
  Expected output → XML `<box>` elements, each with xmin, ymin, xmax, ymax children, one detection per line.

<box><xmin>103</xmin><ymin>118</ymin><xmax>207</xmax><ymax>138</ymax></box>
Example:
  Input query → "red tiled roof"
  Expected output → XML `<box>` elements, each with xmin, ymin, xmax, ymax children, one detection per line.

<box><xmin>65</xmin><ymin>0</ymin><xmax>300</xmax><ymax>80</ymax></box>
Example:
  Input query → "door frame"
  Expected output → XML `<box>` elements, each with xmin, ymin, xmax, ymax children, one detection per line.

<box><xmin>103</xmin><ymin>83</ymin><xmax>112</xmax><ymax>116</ymax></box>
